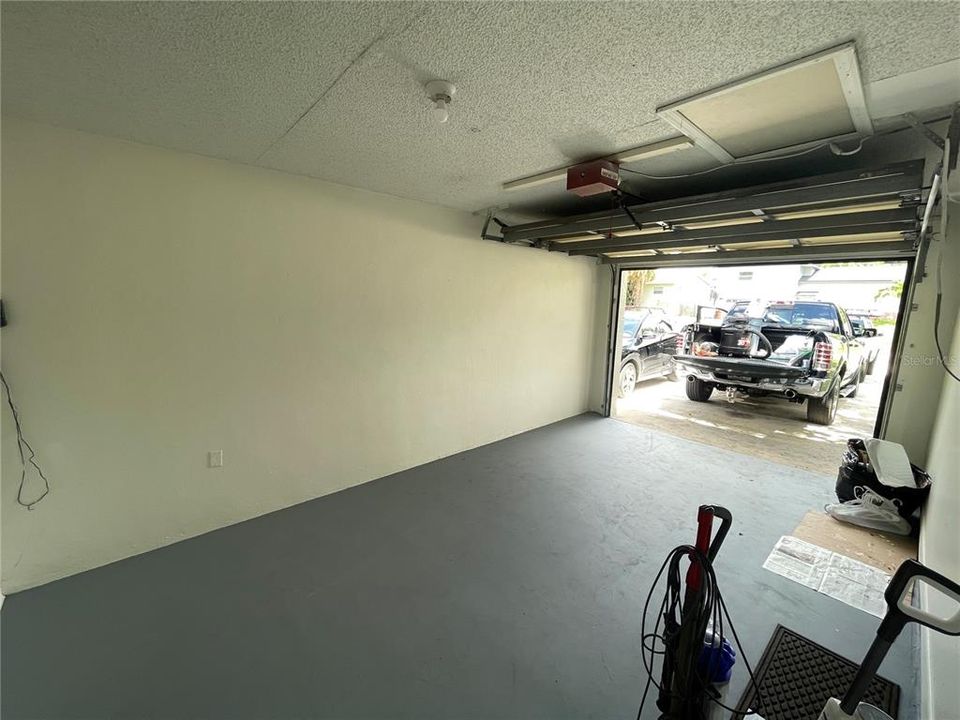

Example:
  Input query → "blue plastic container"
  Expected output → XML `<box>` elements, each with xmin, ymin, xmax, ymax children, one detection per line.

<box><xmin>699</xmin><ymin>629</ymin><xmax>737</xmax><ymax>684</ymax></box>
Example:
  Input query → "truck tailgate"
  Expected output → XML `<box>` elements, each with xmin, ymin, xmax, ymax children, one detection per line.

<box><xmin>675</xmin><ymin>354</ymin><xmax>808</xmax><ymax>380</ymax></box>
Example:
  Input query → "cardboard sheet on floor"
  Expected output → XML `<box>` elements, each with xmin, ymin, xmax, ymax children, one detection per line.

<box><xmin>763</xmin><ymin>536</ymin><xmax>890</xmax><ymax>617</ymax></box>
<box><xmin>791</xmin><ymin>510</ymin><xmax>917</xmax><ymax>575</ymax></box>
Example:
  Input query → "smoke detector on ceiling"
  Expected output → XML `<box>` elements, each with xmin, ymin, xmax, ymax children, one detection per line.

<box><xmin>425</xmin><ymin>80</ymin><xmax>456</xmax><ymax>124</ymax></box>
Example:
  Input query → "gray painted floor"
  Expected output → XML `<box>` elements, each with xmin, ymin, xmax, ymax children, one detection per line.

<box><xmin>1</xmin><ymin>415</ymin><xmax>917</xmax><ymax>719</ymax></box>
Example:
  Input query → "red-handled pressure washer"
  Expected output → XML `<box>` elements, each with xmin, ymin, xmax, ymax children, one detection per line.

<box><xmin>686</xmin><ymin>506</ymin><xmax>732</xmax><ymax>594</ymax></box>
<box><xmin>641</xmin><ymin>506</ymin><xmax>960</xmax><ymax>720</ymax></box>
<box><xmin>654</xmin><ymin>505</ymin><xmax>733</xmax><ymax>719</ymax></box>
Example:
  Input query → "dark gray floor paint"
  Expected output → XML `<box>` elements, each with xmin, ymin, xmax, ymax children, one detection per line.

<box><xmin>1</xmin><ymin>415</ymin><xmax>918</xmax><ymax>719</ymax></box>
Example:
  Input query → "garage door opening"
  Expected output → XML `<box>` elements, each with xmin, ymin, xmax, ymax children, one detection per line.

<box><xmin>611</xmin><ymin>260</ymin><xmax>910</xmax><ymax>477</ymax></box>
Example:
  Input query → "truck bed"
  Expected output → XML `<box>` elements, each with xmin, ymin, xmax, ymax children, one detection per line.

<box><xmin>674</xmin><ymin>354</ymin><xmax>808</xmax><ymax>380</ymax></box>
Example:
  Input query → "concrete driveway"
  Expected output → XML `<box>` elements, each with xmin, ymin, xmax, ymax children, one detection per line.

<box><xmin>614</xmin><ymin>335</ymin><xmax>892</xmax><ymax>477</ymax></box>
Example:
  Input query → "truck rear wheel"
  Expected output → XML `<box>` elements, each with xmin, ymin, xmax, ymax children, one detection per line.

<box><xmin>807</xmin><ymin>381</ymin><xmax>840</xmax><ymax>425</ymax></box>
<box><xmin>685</xmin><ymin>377</ymin><xmax>713</xmax><ymax>402</ymax></box>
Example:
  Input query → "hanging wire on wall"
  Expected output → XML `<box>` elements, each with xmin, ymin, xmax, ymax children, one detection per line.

<box><xmin>1</xmin><ymin>371</ymin><xmax>51</xmax><ymax>509</ymax></box>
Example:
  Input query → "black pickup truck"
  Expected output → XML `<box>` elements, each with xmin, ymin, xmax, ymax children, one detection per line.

<box><xmin>672</xmin><ymin>301</ymin><xmax>867</xmax><ymax>425</ymax></box>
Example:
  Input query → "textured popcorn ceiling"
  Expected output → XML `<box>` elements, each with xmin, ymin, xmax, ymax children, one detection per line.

<box><xmin>2</xmin><ymin>2</ymin><xmax>958</xmax><ymax>218</ymax></box>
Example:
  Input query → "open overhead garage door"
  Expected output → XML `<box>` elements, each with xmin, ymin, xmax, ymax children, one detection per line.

<box><xmin>498</xmin><ymin>161</ymin><xmax>923</xmax><ymax>267</ymax></box>
<box><xmin>493</xmin><ymin>160</ymin><xmax>927</xmax><ymax>427</ymax></box>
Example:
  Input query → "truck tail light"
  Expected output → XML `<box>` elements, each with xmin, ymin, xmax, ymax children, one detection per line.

<box><xmin>813</xmin><ymin>342</ymin><xmax>832</xmax><ymax>372</ymax></box>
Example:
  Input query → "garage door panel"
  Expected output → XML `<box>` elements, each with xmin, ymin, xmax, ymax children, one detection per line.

<box><xmin>501</xmin><ymin>161</ymin><xmax>923</xmax><ymax>267</ymax></box>
<box><xmin>501</xmin><ymin>160</ymin><xmax>923</xmax><ymax>247</ymax></box>
<box><xmin>605</xmin><ymin>240</ymin><xmax>918</xmax><ymax>268</ymax></box>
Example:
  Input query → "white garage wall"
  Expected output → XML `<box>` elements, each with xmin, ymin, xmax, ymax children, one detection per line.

<box><xmin>920</xmin><ymin>311</ymin><xmax>960</xmax><ymax>719</ymax></box>
<box><xmin>918</xmin><ymin>190</ymin><xmax>960</xmax><ymax>720</ymax></box>
<box><xmin>0</xmin><ymin>118</ymin><xmax>599</xmax><ymax>593</ymax></box>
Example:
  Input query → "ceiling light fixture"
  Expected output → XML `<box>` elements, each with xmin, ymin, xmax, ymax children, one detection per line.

<box><xmin>425</xmin><ymin>80</ymin><xmax>456</xmax><ymax>124</ymax></box>
<box><xmin>613</xmin><ymin>137</ymin><xmax>695</xmax><ymax>163</ymax></box>
<box><xmin>603</xmin><ymin>249</ymin><xmax>660</xmax><ymax>258</ymax></box>
<box><xmin>679</xmin><ymin>216</ymin><xmax>766</xmax><ymax>230</ymax></box>
<box><xmin>611</xmin><ymin>226</ymin><xmax>669</xmax><ymax>238</ymax></box>
<box><xmin>771</xmin><ymin>200</ymin><xmax>903</xmax><ymax>221</ymax></box>
<box><xmin>799</xmin><ymin>231</ymin><xmax>904</xmax><ymax>246</ymax></box>
<box><xmin>502</xmin><ymin>137</ymin><xmax>692</xmax><ymax>191</ymax></box>
<box><xmin>548</xmin><ymin>232</ymin><xmax>605</xmax><ymax>243</ymax></box>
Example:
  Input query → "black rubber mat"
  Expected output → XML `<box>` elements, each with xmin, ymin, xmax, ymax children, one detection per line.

<box><xmin>734</xmin><ymin>625</ymin><xmax>900</xmax><ymax>720</ymax></box>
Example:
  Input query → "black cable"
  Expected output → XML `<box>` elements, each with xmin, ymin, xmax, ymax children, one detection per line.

<box><xmin>934</xmin><ymin>234</ymin><xmax>960</xmax><ymax>383</ymax></box>
<box><xmin>0</xmin><ymin>371</ymin><xmax>50</xmax><ymax>509</ymax></box>
<box><xmin>636</xmin><ymin>544</ymin><xmax>765</xmax><ymax>719</ymax></box>
<box><xmin>720</xmin><ymin>324</ymin><xmax>773</xmax><ymax>358</ymax></box>
<box><xmin>618</xmin><ymin>120</ymin><xmax>947</xmax><ymax>183</ymax></box>
<box><xmin>637</xmin><ymin>552</ymin><xmax>676</xmax><ymax>719</ymax></box>
<box><xmin>620</xmin><ymin>141</ymin><xmax>838</xmax><ymax>180</ymax></box>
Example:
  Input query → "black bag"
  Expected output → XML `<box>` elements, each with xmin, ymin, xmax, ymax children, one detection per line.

<box><xmin>836</xmin><ymin>438</ymin><xmax>931</xmax><ymax>518</ymax></box>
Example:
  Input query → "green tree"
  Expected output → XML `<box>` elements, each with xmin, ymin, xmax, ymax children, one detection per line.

<box><xmin>875</xmin><ymin>280</ymin><xmax>903</xmax><ymax>302</ymax></box>
<box><xmin>625</xmin><ymin>269</ymin><xmax>656</xmax><ymax>307</ymax></box>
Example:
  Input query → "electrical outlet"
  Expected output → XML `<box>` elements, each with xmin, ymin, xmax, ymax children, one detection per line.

<box><xmin>208</xmin><ymin>450</ymin><xmax>223</xmax><ymax>468</ymax></box>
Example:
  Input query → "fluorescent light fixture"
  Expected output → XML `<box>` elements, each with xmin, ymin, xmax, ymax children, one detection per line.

<box><xmin>680</xmin><ymin>216</ymin><xmax>765</xmax><ymax>230</ymax></box>
<box><xmin>502</xmin><ymin>137</ymin><xmax>692</xmax><ymax>191</ymax></box>
<box><xmin>611</xmin><ymin>226</ymin><xmax>670</xmax><ymax>238</ymax></box>
<box><xmin>549</xmin><ymin>233</ymin><xmax>605</xmax><ymax>243</ymax></box>
<box><xmin>661</xmin><ymin>245</ymin><xmax>717</xmax><ymax>255</ymax></box>
<box><xmin>719</xmin><ymin>239</ymin><xmax>795</xmax><ymax>251</ymax></box>
<box><xmin>771</xmin><ymin>200</ymin><xmax>903</xmax><ymax>221</ymax></box>
<box><xmin>612</xmin><ymin>137</ymin><xmax>694</xmax><ymax>163</ymax></box>
<box><xmin>603</xmin><ymin>249</ymin><xmax>659</xmax><ymax>258</ymax></box>
<box><xmin>657</xmin><ymin>42</ymin><xmax>872</xmax><ymax>161</ymax></box>
<box><xmin>501</xmin><ymin>169</ymin><xmax>568</xmax><ymax>191</ymax></box>
<box><xmin>799</xmin><ymin>231</ymin><xmax>904</xmax><ymax>246</ymax></box>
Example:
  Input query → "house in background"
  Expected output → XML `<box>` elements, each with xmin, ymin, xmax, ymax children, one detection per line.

<box><xmin>711</xmin><ymin>264</ymin><xmax>814</xmax><ymax>307</ymax></box>
<box><xmin>796</xmin><ymin>264</ymin><xmax>907</xmax><ymax>316</ymax></box>
<box><xmin>637</xmin><ymin>264</ymin><xmax>811</xmax><ymax>322</ymax></box>
<box><xmin>634</xmin><ymin>262</ymin><xmax>905</xmax><ymax>320</ymax></box>
<box><xmin>636</xmin><ymin>267</ymin><xmax>715</xmax><ymax>316</ymax></box>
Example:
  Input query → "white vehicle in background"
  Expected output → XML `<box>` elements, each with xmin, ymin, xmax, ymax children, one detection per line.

<box><xmin>847</xmin><ymin>314</ymin><xmax>881</xmax><ymax>375</ymax></box>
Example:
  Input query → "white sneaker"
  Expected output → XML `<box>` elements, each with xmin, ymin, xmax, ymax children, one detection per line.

<box><xmin>825</xmin><ymin>487</ymin><xmax>911</xmax><ymax>535</ymax></box>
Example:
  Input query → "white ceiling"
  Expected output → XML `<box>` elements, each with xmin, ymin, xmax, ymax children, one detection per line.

<box><xmin>3</xmin><ymin>2</ymin><xmax>958</xmax><ymax>219</ymax></box>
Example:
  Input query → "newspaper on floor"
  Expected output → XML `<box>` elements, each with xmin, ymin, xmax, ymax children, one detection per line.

<box><xmin>763</xmin><ymin>535</ymin><xmax>890</xmax><ymax>617</ymax></box>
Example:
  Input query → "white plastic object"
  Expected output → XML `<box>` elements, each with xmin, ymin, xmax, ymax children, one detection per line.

<box><xmin>864</xmin><ymin>438</ymin><xmax>914</xmax><ymax>489</ymax></box>
<box><xmin>425</xmin><ymin>79</ymin><xmax>456</xmax><ymax>124</ymax></box>
<box><xmin>824</xmin><ymin>488</ymin><xmax>910</xmax><ymax>535</ymax></box>
<box><xmin>819</xmin><ymin>696</ymin><xmax>892</xmax><ymax>720</ymax></box>
<box><xmin>432</xmin><ymin>98</ymin><xmax>449</xmax><ymax>124</ymax></box>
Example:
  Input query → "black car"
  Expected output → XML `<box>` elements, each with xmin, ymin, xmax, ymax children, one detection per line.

<box><xmin>618</xmin><ymin>309</ymin><xmax>681</xmax><ymax>397</ymax></box>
